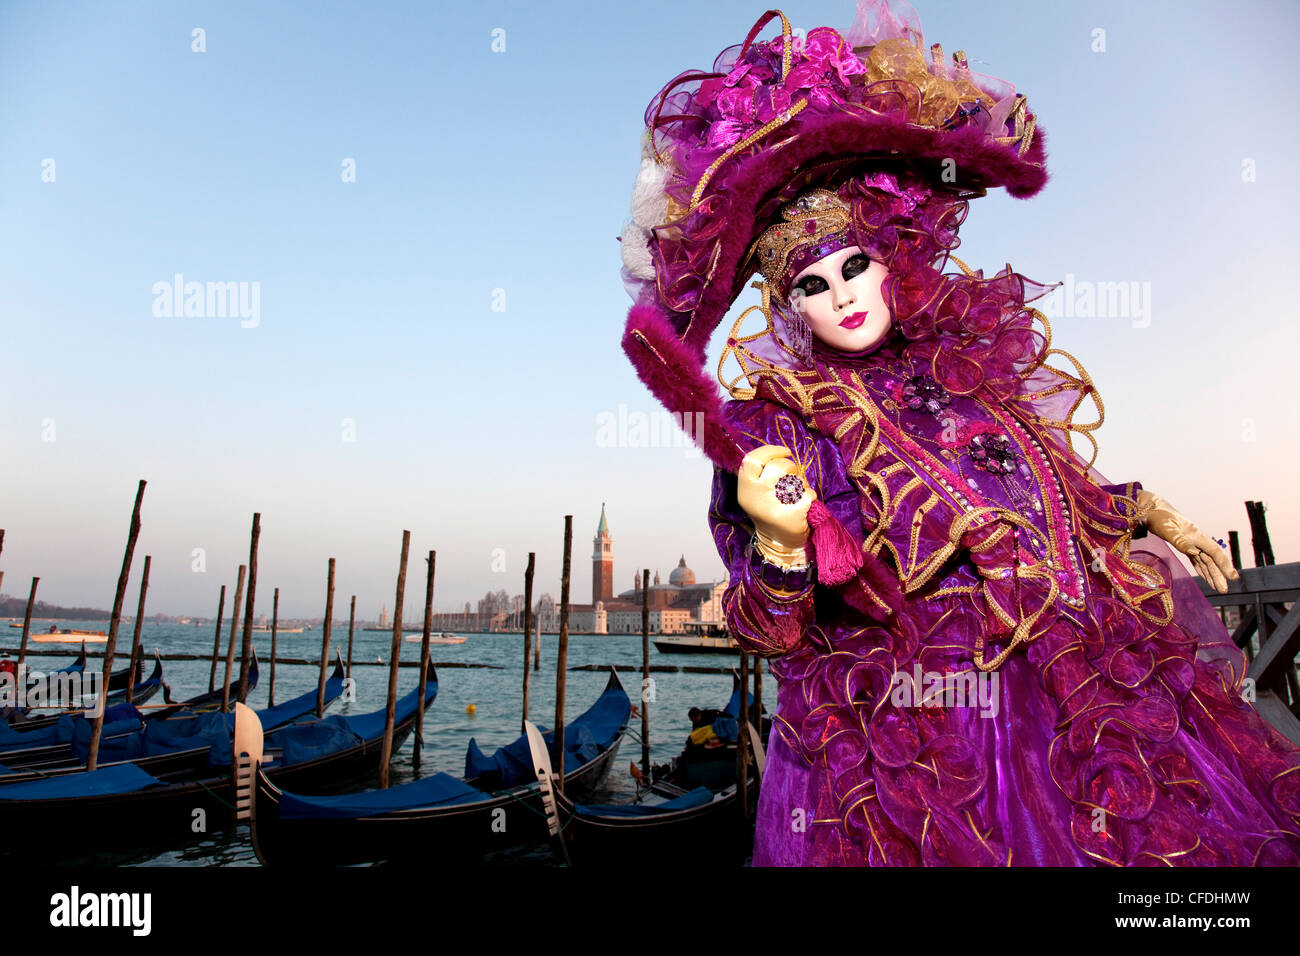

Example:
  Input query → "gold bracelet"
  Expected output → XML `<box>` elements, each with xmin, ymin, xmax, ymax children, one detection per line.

<box><xmin>754</xmin><ymin>528</ymin><xmax>810</xmax><ymax>570</ymax></box>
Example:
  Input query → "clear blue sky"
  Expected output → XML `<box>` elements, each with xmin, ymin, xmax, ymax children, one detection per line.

<box><xmin>2</xmin><ymin>0</ymin><xmax>1296</xmax><ymax>618</ymax></box>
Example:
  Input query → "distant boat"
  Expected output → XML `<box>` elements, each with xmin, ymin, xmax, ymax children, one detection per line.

<box><xmin>653</xmin><ymin>622</ymin><xmax>737</xmax><ymax>654</ymax></box>
<box><xmin>250</xmin><ymin>625</ymin><xmax>304</xmax><ymax>634</ymax></box>
<box><xmin>653</xmin><ymin>635</ymin><xmax>736</xmax><ymax>654</ymax></box>
<box><xmin>29</xmin><ymin>626</ymin><xmax>108</xmax><ymax>644</ymax></box>
<box><xmin>403</xmin><ymin>632</ymin><xmax>466</xmax><ymax>645</ymax></box>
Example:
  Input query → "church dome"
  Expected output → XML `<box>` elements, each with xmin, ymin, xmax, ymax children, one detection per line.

<box><xmin>669</xmin><ymin>555</ymin><xmax>695</xmax><ymax>587</ymax></box>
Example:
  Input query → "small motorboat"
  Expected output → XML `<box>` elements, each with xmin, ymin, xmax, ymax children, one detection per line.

<box><xmin>403</xmin><ymin>631</ymin><xmax>466</xmax><ymax>645</ymax></box>
<box><xmin>30</xmin><ymin>626</ymin><xmax>108</xmax><ymax>644</ymax></box>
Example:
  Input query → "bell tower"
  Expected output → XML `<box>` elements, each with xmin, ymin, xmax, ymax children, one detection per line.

<box><xmin>592</xmin><ymin>503</ymin><xmax>613</xmax><ymax>605</ymax></box>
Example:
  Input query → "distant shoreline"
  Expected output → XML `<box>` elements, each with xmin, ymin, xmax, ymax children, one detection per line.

<box><xmin>1</xmin><ymin>623</ymin><xmax>703</xmax><ymax>640</ymax></box>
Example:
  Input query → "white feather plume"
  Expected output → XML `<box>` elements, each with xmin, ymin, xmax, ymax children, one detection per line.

<box><xmin>620</xmin><ymin>133</ymin><xmax>672</xmax><ymax>280</ymax></box>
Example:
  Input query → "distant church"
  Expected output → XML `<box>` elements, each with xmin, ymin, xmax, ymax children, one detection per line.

<box><xmin>560</xmin><ymin>504</ymin><xmax>726</xmax><ymax>635</ymax></box>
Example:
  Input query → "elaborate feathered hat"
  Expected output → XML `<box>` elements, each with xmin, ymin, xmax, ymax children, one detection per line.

<box><xmin>620</xmin><ymin>0</ymin><xmax>1049</xmax><ymax>472</ymax></box>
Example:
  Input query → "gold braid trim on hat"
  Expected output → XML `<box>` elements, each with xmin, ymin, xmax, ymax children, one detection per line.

<box><xmin>746</xmin><ymin>189</ymin><xmax>854</xmax><ymax>295</ymax></box>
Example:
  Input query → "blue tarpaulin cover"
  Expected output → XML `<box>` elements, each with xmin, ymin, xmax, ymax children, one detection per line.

<box><xmin>335</xmin><ymin>676</ymin><xmax>434</xmax><ymax>742</ymax></box>
<box><xmin>270</xmin><ymin>716</ymin><xmax>362</xmax><ymax>766</ymax></box>
<box><xmin>247</xmin><ymin>672</ymin><xmax>347</xmax><ymax>732</ymax></box>
<box><xmin>265</xmin><ymin>676</ymin><xmax>436</xmax><ymax>767</ymax></box>
<box><xmin>0</xmin><ymin>702</ymin><xmax>143</xmax><ymax>754</ymax></box>
<box><xmin>465</xmin><ymin>678</ymin><xmax>630</xmax><ymax>786</ymax></box>
<box><xmin>5</xmin><ymin>702</ymin><xmax>141</xmax><ymax>756</ymax></box>
<box><xmin>465</xmin><ymin>725</ymin><xmax>599</xmax><ymax>786</ymax></box>
<box><xmin>0</xmin><ymin>762</ymin><xmax>161</xmax><ymax>799</ymax></box>
<box><xmin>69</xmin><ymin>705</ymin><xmax>146</xmax><ymax>763</ymax></box>
<box><xmin>711</xmin><ymin>716</ymin><xmax>740</xmax><ymax>742</ymax></box>
<box><xmin>143</xmin><ymin>711</ymin><xmax>233</xmax><ymax>766</ymax></box>
<box><xmin>0</xmin><ymin>715</ymin><xmax>74</xmax><ymax>751</ymax></box>
<box><xmin>723</xmin><ymin>684</ymin><xmax>753</xmax><ymax>719</ymax></box>
<box><xmin>279</xmin><ymin>771</ymin><xmax>486</xmax><ymax>820</ymax></box>
<box><xmin>15</xmin><ymin>671</ymin><xmax>349</xmax><ymax>765</ymax></box>
<box><xmin>576</xmin><ymin>785</ymin><xmax>716</xmax><ymax>817</ymax></box>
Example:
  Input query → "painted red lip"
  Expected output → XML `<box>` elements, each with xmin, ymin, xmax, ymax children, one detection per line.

<box><xmin>839</xmin><ymin>311</ymin><xmax>868</xmax><ymax>329</ymax></box>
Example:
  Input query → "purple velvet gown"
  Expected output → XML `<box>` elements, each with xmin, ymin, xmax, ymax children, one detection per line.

<box><xmin>709</xmin><ymin>347</ymin><xmax>1300</xmax><ymax>866</ymax></box>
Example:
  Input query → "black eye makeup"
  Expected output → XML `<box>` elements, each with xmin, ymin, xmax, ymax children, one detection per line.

<box><xmin>794</xmin><ymin>274</ymin><xmax>829</xmax><ymax>297</ymax></box>
<box><xmin>841</xmin><ymin>254</ymin><xmax>871</xmax><ymax>280</ymax></box>
<box><xmin>792</xmin><ymin>253</ymin><xmax>872</xmax><ymax>300</ymax></box>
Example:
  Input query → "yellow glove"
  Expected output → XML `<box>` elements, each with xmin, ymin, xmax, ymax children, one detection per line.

<box><xmin>1136</xmin><ymin>488</ymin><xmax>1240</xmax><ymax>593</ymax></box>
<box><xmin>737</xmin><ymin>445</ymin><xmax>814</xmax><ymax>569</ymax></box>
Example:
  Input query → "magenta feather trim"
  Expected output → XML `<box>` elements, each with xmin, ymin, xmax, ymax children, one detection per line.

<box><xmin>621</xmin><ymin>296</ymin><xmax>744</xmax><ymax>473</ymax></box>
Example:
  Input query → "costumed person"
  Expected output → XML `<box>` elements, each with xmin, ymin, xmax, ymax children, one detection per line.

<box><xmin>618</xmin><ymin>0</ymin><xmax>1300</xmax><ymax>866</ymax></box>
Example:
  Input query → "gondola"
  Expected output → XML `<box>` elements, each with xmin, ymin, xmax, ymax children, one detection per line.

<box><xmin>0</xmin><ymin>648</ymin><xmax>88</xmax><ymax>722</ymax></box>
<box><xmin>106</xmin><ymin>654</ymin><xmax>143</xmax><ymax>693</ymax></box>
<box><xmin>646</xmin><ymin>670</ymin><xmax>768</xmax><ymax>791</ymax></box>
<box><xmin>526</xmin><ymin>674</ymin><xmax>762</xmax><ymax>867</ymax></box>
<box><xmin>0</xmin><ymin>663</ymin><xmax>437</xmax><ymax>861</ymax></box>
<box><xmin>150</xmin><ymin>650</ymin><xmax>261</xmax><ymax>718</ymax></box>
<box><xmin>3</xmin><ymin>653</ymin><xmax>160</xmax><ymax>730</ymax></box>
<box><xmin>247</xmin><ymin>669</ymin><xmax>631</xmax><ymax>866</ymax></box>
<box><xmin>108</xmin><ymin>652</ymin><xmax>165</xmax><ymax>706</ymax></box>
<box><xmin>0</xmin><ymin>653</ymin><xmax>344</xmax><ymax>776</ymax></box>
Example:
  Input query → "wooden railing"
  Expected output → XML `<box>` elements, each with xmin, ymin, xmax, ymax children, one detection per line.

<box><xmin>1198</xmin><ymin>561</ymin><xmax>1300</xmax><ymax>746</ymax></box>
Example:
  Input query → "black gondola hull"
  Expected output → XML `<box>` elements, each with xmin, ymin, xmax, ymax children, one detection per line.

<box><xmin>250</xmin><ymin>733</ymin><xmax>623</xmax><ymax>866</ymax></box>
<box><xmin>549</xmin><ymin>779</ymin><xmax>755</xmax><ymax>867</ymax></box>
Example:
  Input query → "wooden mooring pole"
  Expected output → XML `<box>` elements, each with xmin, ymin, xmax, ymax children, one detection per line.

<box><xmin>237</xmin><ymin>513</ymin><xmax>260</xmax><ymax>704</ymax></box>
<box><xmin>1246</xmin><ymin>500</ymin><xmax>1275</xmax><ymax>567</ymax></box>
<box><xmin>414</xmin><ymin>550</ymin><xmax>435</xmax><ymax>770</ymax></box>
<box><xmin>316</xmin><ymin>559</ymin><xmax>335</xmax><ymax>718</ymax></box>
<box><xmin>87</xmin><ymin>479</ymin><xmax>146</xmax><ymax>772</ymax></box>
<box><xmin>521</xmin><ymin>552</ymin><xmax>535</xmax><ymax>734</ymax></box>
<box><xmin>208</xmin><ymin>585</ymin><xmax>226</xmax><ymax>692</ymax></box>
<box><xmin>220</xmin><ymin>565</ymin><xmax>246</xmax><ymax>712</ymax></box>
<box><xmin>268</xmin><ymin>587</ymin><xmax>280</xmax><ymax>706</ymax></box>
<box><xmin>737</xmin><ymin>649</ymin><xmax>750</xmax><ymax>820</ymax></box>
<box><xmin>641</xmin><ymin>568</ymin><xmax>650</xmax><ymax>777</ymax></box>
<box><xmin>345</xmin><ymin>595</ymin><xmax>357</xmax><ymax>681</ymax></box>
<box><xmin>554</xmin><ymin>516</ymin><xmax>572</xmax><ymax>793</ymax></box>
<box><xmin>126</xmin><ymin>555</ymin><xmax>151</xmax><ymax>704</ymax></box>
<box><xmin>16</xmin><ymin>577</ymin><xmax>38</xmax><ymax>695</ymax></box>
<box><xmin>379</xmin><ymin>531</ymin><xmax>411</xmax><ymax>789</ymax></box>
